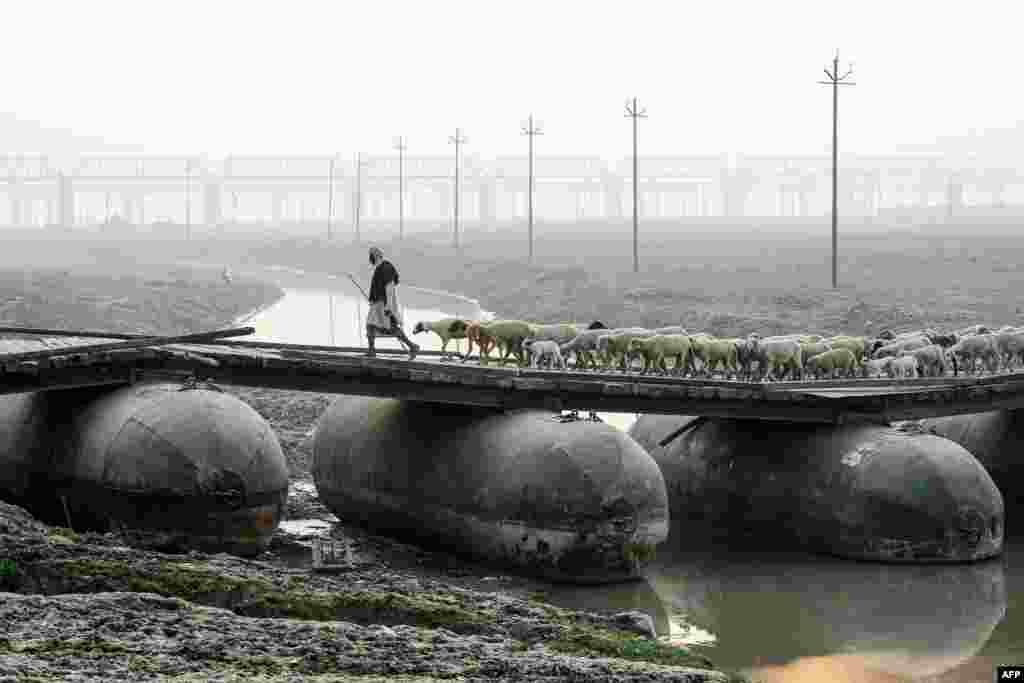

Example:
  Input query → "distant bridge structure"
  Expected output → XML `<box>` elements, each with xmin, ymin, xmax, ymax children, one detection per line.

<box><xmin>2</xmin><ymin>151</ymin><xmax>1023</xmax><ymax>232</ymax></box>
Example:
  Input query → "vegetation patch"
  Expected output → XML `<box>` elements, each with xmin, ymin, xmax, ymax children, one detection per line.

<box><xmin>547</xmin><ymin>624</ymin><xmax>714</xmax><ymax>669</ymax></box>
<box><xmin>0</xmin><ymin>637</ymin><xmax>130</xmax><ymax>657</ymax></box>
<box><xmin>47</xmin><ymin>527</ymin><xmax>80</xmax><ymax>543</ymax></box>
<box><xmin>57</xmin><ymin>559</ymin><xmax>491</xmax><ymax>633</ymax></box>
<box><xmin>244</xmin><ymin>588</ymin><xmax>492</xmax><ymax>632</ymax></box>
<box><xmin>622</xmin><ymin>541</ymin><xmax>657</xmax><ymax>565</ymax></box>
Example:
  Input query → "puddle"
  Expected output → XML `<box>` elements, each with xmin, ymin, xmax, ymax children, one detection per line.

<box><xmin>278</xmin><ymin>518</ymin><xmax>335</xmax><ymax>537</ymax></box>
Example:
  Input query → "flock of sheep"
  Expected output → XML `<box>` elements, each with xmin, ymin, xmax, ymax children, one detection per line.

<box><xmin>411</xmin><ymin>318</ymin><xmax>1024</xmax><ymax>381</ymax></box>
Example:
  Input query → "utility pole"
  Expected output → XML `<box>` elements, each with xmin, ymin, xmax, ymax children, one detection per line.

<box><xmin>818</xmin><ymin>49</ymin><xmax>855</xmax><ymax>289</ymax></box>
<box><xmin>183</xmin><ymin>159</ymin><xmax>192</xmax><ymax>241</ymax></box>
<box><xmin>394</xmin><ymin>136</ymin><xmax>407</xmax><ymax>240</ymax></box>
<box><xmin>521</xmin><ymin>114</ymin><xmax>543</xmax><ymax>262</ymax></box>
<box><xmin>448</xmin><ymin>128</ymin><xmax>468</xmax><ymax>249</ymax></box>
<box><xmin>326</xmin><ymin>156</ymin><xmax>335</xmax><ymax>241</ymax></box>
<box><xmin>624</xmin><ymin>98</ymin><xmax>647</xmax><ymax>273</ymax></box>
<box><xmin>354</xmin><ymin>153</ymin><xmax>367</xmax><ymax>243</ymax></box>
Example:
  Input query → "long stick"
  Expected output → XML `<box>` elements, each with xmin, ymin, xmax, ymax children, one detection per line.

<box><xmin>345</xmin><ymin>273</ymin><xmax>368</xmax><ymax>300</ymax></box>
<box><xmin>0</xmin><ymin>326</ymin><xmax>255</xmax><ymax>362</ymax></box>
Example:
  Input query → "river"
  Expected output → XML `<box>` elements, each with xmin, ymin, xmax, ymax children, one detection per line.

<box><xmin>241</xmin><ymin>273</ymin><xmax>1024</xmax><ymax>683</ymax></box>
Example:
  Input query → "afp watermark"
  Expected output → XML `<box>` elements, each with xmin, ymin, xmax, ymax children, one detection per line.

<box><xmin>998</xmin><ymin>666</ymin><xmax>1024</xmax><ymax>680</ymax></box>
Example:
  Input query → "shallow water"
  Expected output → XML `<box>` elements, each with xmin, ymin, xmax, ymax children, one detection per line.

<box><xmin>247</xmin><ymin>276</ymin><xmax>1024</xmax><ymax>683</ymax></box>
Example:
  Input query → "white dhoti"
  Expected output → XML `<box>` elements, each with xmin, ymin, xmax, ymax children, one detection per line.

<box><xmin>365</xmin><ymin>282</ymin><xmax>404</xmax><ymax>334</ymax></box>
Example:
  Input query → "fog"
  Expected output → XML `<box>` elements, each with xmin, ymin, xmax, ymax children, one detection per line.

<box><xmin>3</xmin><ymin>1</ymin><xmax>1023</xmax><ymax>230</ymax></box>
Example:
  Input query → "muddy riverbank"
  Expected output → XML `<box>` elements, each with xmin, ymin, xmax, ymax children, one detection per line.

<box><xmin>0</xmin><ymin>264</ymin><xmax>746</xmax><ymax>682</ymax></box>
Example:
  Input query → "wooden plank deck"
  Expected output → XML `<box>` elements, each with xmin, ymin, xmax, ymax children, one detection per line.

<box><xmin>2</xmin><ymin>339</ymin><xmax>1024</xmax><ymax>423</ymax></box>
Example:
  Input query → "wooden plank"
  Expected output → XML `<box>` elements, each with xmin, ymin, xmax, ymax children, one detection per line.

<box><xmin>511</xmin><ymin>378</ymin><xmax>557</xmax><ymax>391</ymax></box>
<box><xmin>0</xmin><ymin>326</ymin><xmax>145</xmax><ymax>339</ymax></box>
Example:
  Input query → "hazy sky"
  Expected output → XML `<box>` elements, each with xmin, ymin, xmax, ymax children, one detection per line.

<box><xmin>3</xmin><ymin>0</ymin><xmax>1021</xmax><ymax>161</ymax></box>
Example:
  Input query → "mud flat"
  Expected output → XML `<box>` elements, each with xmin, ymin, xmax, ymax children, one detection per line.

<box><xmin>0</xmin><ymin>500</ymin><xmax>740</xmax><ymax>682</ymax></box>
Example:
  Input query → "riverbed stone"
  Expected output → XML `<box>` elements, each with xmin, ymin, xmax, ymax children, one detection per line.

<box><xmin>611</xmin><ymin>610</ymin><xmax>658</xmax><ymax>639</ymax></box>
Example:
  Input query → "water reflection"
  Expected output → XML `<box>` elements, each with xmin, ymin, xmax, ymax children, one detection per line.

<box><xmin>645</xmin><ymin>543</ymin><xmax>1007</xmax><ymax>681</ymax></box>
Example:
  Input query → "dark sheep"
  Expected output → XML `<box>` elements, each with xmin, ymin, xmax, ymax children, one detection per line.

<box><xmin>587</xmin><ymin>321</ymin><xmax>608</xmax><ymax>330</ymax></box>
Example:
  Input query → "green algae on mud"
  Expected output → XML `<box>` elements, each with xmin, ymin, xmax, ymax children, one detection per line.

<box><xmin>44</xmin><ymin>556</ymin><xmax>751</xmax><ymax>677</ymax></box>
<box><xmin>547</xmin><ymin>624</ymin><xmax>714</xmax><ymax>669</ymax></box>
<box><xmin>56</xmin><ymin>558</ymin><xmax>492</xmax><ymax>633</ymax></box>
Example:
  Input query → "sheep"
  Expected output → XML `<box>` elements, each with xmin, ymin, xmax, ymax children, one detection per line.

<box><xmin>686</xmin><ymin>333</ymin><xmax>720</xmax><ymax>375</ymax></box>
<box><xmin>690</xmin><ymin>335</ymin><xmax>739</xmax><ymax>378</ymax></box>
<box><xmin>950</xmin><ymin>334</ymin><xmax>1000</xmax><ymax>375</ymax></box>
<box><xmin>477</xmin><ymin>320</ymin><xmax>537</xmax><ymax>366</ymax></box>
<box><xmin>805</xmin><ymin>348</ymin><xmax>858</xmax><ymax>379</ymax></box>
<box><xmin>412</xmin><ymin>318</ymin><xmax>470</xmax><ymax>360</ymax></box>
<box><xmin>928</xmin><ymin>332</ymin><xmax>958</xmax><ymax>348</ymax></box>
<box><xmin>597</xmin><ymin>328</ymin><xmax>652</xmax><ymax>371</ymax></box>
<box><xmin>521</xmin><ymin>324</ymin><xmax>583</xmax><ymax>366</ymax></box>
<box><xmin>651</xmin><ymin>326</ymin><xmax>688</xmax><ymax>336</ymax></box>
<box><xmin>627</xmin><ymin>334</ymin><xmax>692</xmax><ymax>375</ymax></box>
<box><xmin>531</xmin><ymin>323</ymin><xmax>584</xmax><ymax>343</ymax></box>
<box><xmin>560</xmin><ymin>328</ymin><xmax>619</xmax><ymax>370</ymax></box>
<box><xmin>872</xmin><ymin>336</ymin><xmax>931</xmax><ymax>360</ymax></box>
<box><xmin>955</xmin><ymin>324</ymin><xmax>991</xmax><ymax>338</ymax></box>
<box><xmin>524</xmin><ymin>339</ymin><xmax>565</xmax><ymax>370</ymax></box>
<box><xmin>587</xmin><ymin>321</ymin><xmax>608</xmax><ymax>330</ymax></box>
<box><xmin>800</xmin><ymin>340</ymin><xmax>833</xmax><ymax>372</ymax></box>
<box><xmin>994</xmin><ymin>329</ymin><xmax>1024</xmax><ymax>371</ymax></box>
<box><xmin>748</xmin><ymin>338</ymin><xmax>803</xmax><ymax>381</ymax></box>
<box><xmin>911</xmin><ymin>344</ymin><xmax>949</xmax><ymax>377</ymax></box>
<box><xmin>462</xmin><ymin>321</ymin><xmax>496</xmax><ymax>363</ymax></box>
<box><xmin>887</xmin><ymin>355</ymin><xmax>918</xmax><ymax>378</ymax></box>
<box><xmin>827</xmin><ymin>336</ymin><xmax>869</xmax><ymax>364</ymax></box>
<box><xmin>733</xmin><ymin>337</ymin><xmax>760</xmax><ymax>380</ymax></box>
<box><xmin>861</xmin><ymin>357</ymin><xmax>892</xmax><ymax>378</ymax></box>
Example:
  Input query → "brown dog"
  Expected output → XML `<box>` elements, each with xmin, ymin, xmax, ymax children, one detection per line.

<box><xmin>464</xmin><ymin>321</ymin><xmax>496</xmax><ymax>361</ymax></box>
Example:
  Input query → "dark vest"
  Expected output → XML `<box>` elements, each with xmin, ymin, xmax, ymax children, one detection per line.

<box><xmin>368</xmin><ymin>260</ymin><xmax>399</xmax><ymax>303</ymax></box>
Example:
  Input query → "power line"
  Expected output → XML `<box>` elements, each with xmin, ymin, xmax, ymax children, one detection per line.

<box><xmin>818</xmin><ymin>49</ymin><xmax>856</xmax><ymax>289</ymax></box>
<box><xmin>448</xmin><ymin>128</ymin><xmax>468</xmax><ymax>250</ymax></box>
<box><xmin>624</xmin><ymin>97</ymin><xmax>647</xmax><ymax>274</ymax></box>
<box><xmin>326</xmin><ymin>156</ymin><xmax>335</xmax><ymax>241</ymax></box>
<box><xmin>353</xmin><ymin>153</ymin><xmax>368</xmax><ymax>244</ymax></box>
<box><xmin>521</xmin><ymin>114</ymin><xmax>543</xmax><ymax>263</ymax></box>
<box><xmin>394</xmin><ymin>136</ymin><xmax>407</xmax><ymax>241</ymax></box>
<box><xmin>183</xmin><ymin>159</ymin><xmax>192</xmax><ymax>241</ymax></box>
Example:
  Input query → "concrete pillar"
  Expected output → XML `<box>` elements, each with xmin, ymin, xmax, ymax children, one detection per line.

<box><xmin>203</xmin><ymin>180</ymin><xmax>222</xmax><ymax>226</ymax></box>
<box><xmin>9</xmin><ymin>194</ymin><xmax>22</xmax><ymax>227</ymax></box>
<box><xmin>602</xmin><ymin>174</ymin><xmax>623</xmax><ymax>219</ymax></box>
<box><xmin>438</xmin><ymin>184</ymin><xmax>449</xmax><ymax>219</ymax></box>
<box><xmin>272</xmin><ymin>193</ymin><xmax>285</xmax><ymax>223</ymax></box>
<box><xmin>478</xmin><ymin>176</ymin><xmax>495</xmax><ymax>224</ymax></box>
<box><xmin>57</xmin><ymin>174</ymin><xmax>74</xmax><ymax>228</ymax></box>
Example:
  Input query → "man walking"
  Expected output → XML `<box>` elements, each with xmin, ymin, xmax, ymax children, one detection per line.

<box><xmin>365</xmin><ymin>246</ymin><xmax>419</xmax><ymax>360</ymax></box>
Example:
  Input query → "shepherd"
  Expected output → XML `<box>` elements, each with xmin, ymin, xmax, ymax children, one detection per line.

<box><xmin>364</xmin><ymin>246</ymin><xmax>419</xmax><ymax>360</ymax></box>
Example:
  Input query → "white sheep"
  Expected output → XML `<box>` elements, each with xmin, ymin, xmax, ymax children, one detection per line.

<box><xmin>525</xmin><ymin>339</ymin><xmax>566</xmax><ymax>370</ymax></box>
<box><xmin>861</xmin><ymin>357</ymin><xmax>891</xmax><ymax>378</ymax></box>
<box><xmin>412</xmin><ymin>318</ymin><xmax>471</xmax><ymax>360</ymax></box>
<box><xmin>887</xmin><ymin>355</ymin><xmax>918</xmax><ymax>378</ymax></box>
